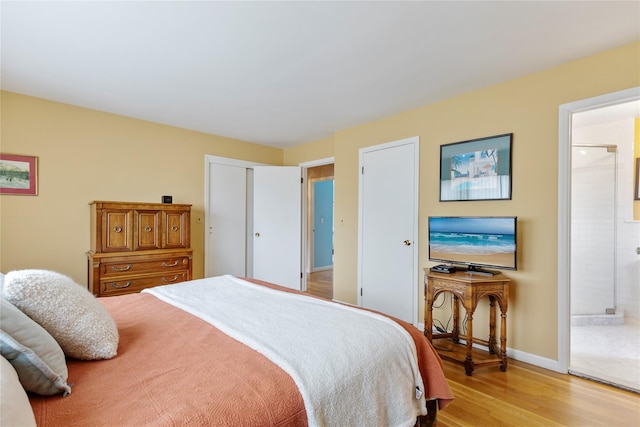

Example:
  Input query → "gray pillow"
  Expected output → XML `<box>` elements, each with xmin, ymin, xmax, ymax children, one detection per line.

<box><xmin>3</xmin><ymin>270</ymin><xmax>118</xmax><ymax>360</ymax></box>
<box><xmin>0</xmin><ymin>298</ymin><xmax>71</xmax><ymax>396</ymax></box>
<box><xmin>1</xmin><ymin>356</ymin><xmax>37</xmax><ymax>427</ymax></box>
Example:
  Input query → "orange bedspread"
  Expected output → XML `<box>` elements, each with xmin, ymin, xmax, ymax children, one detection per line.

<box><xmin>29</xmin><ymin>280</ymin><xmax>452</xmax><ymax>426</ymax></box>
<box><xmin>30</xmin><ymin>292</ymin><xmax>307</xmax><ymax>426</ymax></box>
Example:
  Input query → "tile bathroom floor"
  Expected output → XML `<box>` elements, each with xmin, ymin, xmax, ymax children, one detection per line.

<box><xmin>570</xmin><ymin>319</ymin><xmax>640</xmax><ymax>393</ymax></box>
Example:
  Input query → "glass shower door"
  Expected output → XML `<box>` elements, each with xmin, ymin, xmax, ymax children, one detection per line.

<box><xmin>570</xmin><ymin>145</ymin><xmax>617</xmax><ymax>315</ymax></box>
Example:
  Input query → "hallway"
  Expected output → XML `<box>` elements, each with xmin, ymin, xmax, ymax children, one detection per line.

<box><xmin>306</xmin><ymin>269</ymin><xmax>333</xmax><ymax>300</ymax></box>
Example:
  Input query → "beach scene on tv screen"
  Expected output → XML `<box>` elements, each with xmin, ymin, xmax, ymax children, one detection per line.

<box><xmin>429</xmin><ymin>217</ymin><xmax>516</xmax><ymax>268</ymax></box>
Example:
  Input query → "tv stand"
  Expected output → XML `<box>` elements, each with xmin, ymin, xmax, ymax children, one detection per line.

<box><xmin>424</xmin><ymin>269</ymin><xmax>511</xmax><ymax>375</ymax></box>
<box><xmin>465</xmin><ymin>265</ymin><xmax>497</xmax><ymax>276</ymax></box>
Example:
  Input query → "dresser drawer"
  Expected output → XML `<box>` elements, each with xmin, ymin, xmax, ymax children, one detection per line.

<box><xmin>99</xmin><ymin>256</ymin><xmax>190</xmax><ymax>277</ymax></box>
<box><xmin>99</xmin><ymin>271</ymin><xmax>190</xmax><ymax>296</ymax></box>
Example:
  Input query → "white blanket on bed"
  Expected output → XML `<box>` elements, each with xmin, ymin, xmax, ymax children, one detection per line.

<box><xmin>144</xmin><ymin>275</ymin><xmax>426</xmax><ymax>427</ymax></box>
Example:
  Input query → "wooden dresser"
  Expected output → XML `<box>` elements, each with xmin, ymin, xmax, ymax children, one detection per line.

<box><xmin>87</xmin><ymin>201</ymin><xmax>193</xmax><ymax>297</ymax></box>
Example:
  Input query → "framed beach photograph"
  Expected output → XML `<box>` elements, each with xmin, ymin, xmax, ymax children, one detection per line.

<box><xmin>0</xmin><ymin>153</ymin><xmax>38</xmax><ymax>195</ymax></box>
<box><xmin>439</xmin><ymin>133</ymin><xmax>513</xmax><ymax>201</ymax></box>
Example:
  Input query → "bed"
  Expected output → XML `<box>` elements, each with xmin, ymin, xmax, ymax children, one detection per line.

<box><xmin>2</xmin><ymin>271</ymin><xmax>453</xmax><ymax>426</ymax></box>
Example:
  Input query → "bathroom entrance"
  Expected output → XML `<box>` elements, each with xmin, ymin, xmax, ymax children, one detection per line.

<box><xmin>568</xmin><ymin>101</ymin><xmax>640</xmax><ymax>393</ymax></box>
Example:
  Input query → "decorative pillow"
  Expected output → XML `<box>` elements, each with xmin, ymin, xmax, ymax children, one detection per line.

<box><xmin>0</xmin><ymin>298</ymin><xmax>70</xmax><ymax>396</ymax></box>
<box><xmin>1</xmin><ymin>356</ymin><xmax>37</xmax><ymax>427</ymax></box>
<box><xmin>3</xmin><ymin>270</ymin><xmax>119</xmax><ymax>360</ymax></box>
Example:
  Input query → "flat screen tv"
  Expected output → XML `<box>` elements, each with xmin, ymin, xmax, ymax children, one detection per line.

<box><xmin>428</xmin><ymin>216</ymin><xmax>517</xmax><ymax>274</ymax></box>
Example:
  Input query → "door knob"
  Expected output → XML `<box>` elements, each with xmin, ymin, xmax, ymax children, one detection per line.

<box><xmin>255</xmin><ymin>232</ymin><xmax>260</xmax><ymax>237</ymax></box>
<box><xmin>403</xmin><ymin>240</ymin><xmax>411</xmax><ymax>246</ymax></box>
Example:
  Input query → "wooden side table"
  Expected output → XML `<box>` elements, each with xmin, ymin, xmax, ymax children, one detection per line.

<box><xmin>424</xmin><ymin>269</ymin><xmax>511</xmax><ymax>376</ymax></box>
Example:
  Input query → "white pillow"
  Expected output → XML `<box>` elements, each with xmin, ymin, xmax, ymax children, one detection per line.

<box><xmin>0</xmin><ymin>298</ymin><xmax>71</xmax><ymax>396</ymax></box>
<box><xmin>1</xmin><ymin>356</ymin><xmax>37</xmax><ymax>427</ymax></box>
<box><xmin>3</xmin><ymin>270</ymin><xmax>119</xmax><ymax>360</ymax></box>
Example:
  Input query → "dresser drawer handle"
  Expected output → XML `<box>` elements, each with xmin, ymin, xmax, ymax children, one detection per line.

<box><xmin>162</xmin><ymin>260</ymin><xmax>179</xmax><ymax>267</ymax></box>
<box><xmin>144</xmin><ymin>225</ymin><xmax>152</xmax><ymax>232</ymax></box>
<box><xmin>113</xmin><ymin>225</ymin><xmax>122</xmax><ymax>233</ymax></box>
<box><xmin>162</xmin><ymin>275</ymin><xmax>180</xmax><ymax>283</ymax></box>
<box><xmin>171</xmin><ymin>225</ymin><xmax>179</xmax><ymax>232</ymax></box>
<box><xmin>109</xmin><ymin>281</ymin><xmax>132</xmax><ymax>289</ymax></box>
<box><xmin>111</xmin><ymin>264</ymin><xmax>132</xmax><ymax>272</ymax></box>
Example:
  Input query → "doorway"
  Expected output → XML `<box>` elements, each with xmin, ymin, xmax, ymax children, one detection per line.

<box><xmin>304</xmin><ymin>163</ymin><xmax>334</xmax><ymax>299</ymax></box>
<box><xmin>560</xmin><ymin>93</ymin><xmax>640</xmax><ymax>392</ymax></box>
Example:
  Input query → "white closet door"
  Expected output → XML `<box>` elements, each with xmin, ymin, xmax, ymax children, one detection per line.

<box><xmin>206</xmin><ymin>163</ymin><xmax>248</xmax><ymax>278</ymax></box>
<box><xmin>252</xmin><ymin>166</ymin><xmax>302</xmax><ymax>290</ymax></box>
<box><xmin>359</xmin><ymin>137</ymin><xmax>419</xmax><ymax>324</ymax></box>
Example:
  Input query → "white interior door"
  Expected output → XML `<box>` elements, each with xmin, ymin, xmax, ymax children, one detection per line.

<box><xmin>206</xmin><ymin>162</ymin><xmax>248</xmax><ymax>277</ymax></box>
<box><xmin>252</xmin><ymin>166</ymin><xmax>302</xmax><ymax>290</ymax></box>
<box><xmin>358</xmin><ymin>137</ymin><xmax>419</xmax><ymax>324</ymax></box>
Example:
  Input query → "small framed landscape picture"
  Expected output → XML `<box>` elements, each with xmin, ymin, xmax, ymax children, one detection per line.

<box><xmin>0</xmin><ymin>153</ymin><xmax>38</xmax><ymax>196</ymax></box>
<box><xmin>439</xmin><ymin>133</ymin><xmax>513</xmax><ymax>201</ymax></box>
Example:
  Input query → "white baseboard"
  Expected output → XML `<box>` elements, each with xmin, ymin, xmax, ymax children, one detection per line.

<box><xmin>311</xmin><ymin>266</ymin><xmax>333</xmax><ymax>272</ymax></box>
<box><xmin>507</xmin><ymin>348</ymin><xmax>562</xmax><ymax>372</ymax></box>
<box><xmin>417</xmin><ymin>322</ymin><xmax>563</xmax><ymax>373</ymax></box>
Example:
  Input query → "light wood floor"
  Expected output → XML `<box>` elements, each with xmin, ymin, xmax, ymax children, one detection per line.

<box><xmin>306</xmin><ymin>269</ymin><xmax>333</xmax><ymax>299</ymax></box>
<box><xmin>438</xmin><ymin>358</ymin><xmax>640</xmax><ymax>426</ymax></box>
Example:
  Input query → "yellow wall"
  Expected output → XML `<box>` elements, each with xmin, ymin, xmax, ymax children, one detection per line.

<box><xmin>283</xmin><ymin>135</ymin><xmax>335</xmax><ymax>165</ymax></box>
<box><xmin>1</xmin><ymin>42</ymin><xmax>638</xmax><ymax>364</ymax></box>
<box><xmin>321</xmin><ymin>42</ymin><xmax>639</xmax><ymax>361</ymax></box>
<box><xmin>0</xmin><ymin>91</ymin><xmax>283</xmax><ymax>283</ymax></box>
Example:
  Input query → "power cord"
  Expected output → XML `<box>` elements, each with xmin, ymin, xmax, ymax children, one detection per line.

<box><xmin>430</xmin><ymin>293</ymin><xmax>456</xmax><ymax>351</ymax></box>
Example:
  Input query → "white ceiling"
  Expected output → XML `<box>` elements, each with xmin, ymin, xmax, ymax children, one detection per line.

<box><xmin>1</xmin><ymin>1</ymin><xmax>639</xmax><ymax>148</ymax></box>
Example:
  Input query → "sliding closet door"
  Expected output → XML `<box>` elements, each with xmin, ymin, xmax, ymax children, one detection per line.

<box><xmin>206</xmin><ymin>162</ymin><xmax>248</xmax><ymax>278</ymax></box>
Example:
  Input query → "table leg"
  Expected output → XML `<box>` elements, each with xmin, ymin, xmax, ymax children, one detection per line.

<box><xmin>464</xmin><ymin>309</ymin><xmax>474</xmax><ymax>376</ymax></box>
<box><xmin>425</xmin><ymin>280</ymin><xmax>433</xmax><ymax>341</ymax></box>
<box><xmin>488</xmin><ymin>296</ymin><xmax>497</xmax><ymax>355</ymax></box>
<box><xmin>452</xmin><ymin>294</ymin><xmax>460</xmax><ymax>343</ymax></box>
<box><xmin>500</xmin><ymin>309</ymin><xmax>508</xmax><ymax>371</ymax></box>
